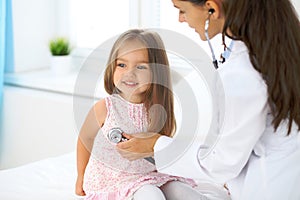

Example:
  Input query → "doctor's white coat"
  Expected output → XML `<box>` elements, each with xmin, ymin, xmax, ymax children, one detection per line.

<box><xmin>154</xmin><ymin>41</ymin><xmax>300</xmax><ymax>200</ymax></box>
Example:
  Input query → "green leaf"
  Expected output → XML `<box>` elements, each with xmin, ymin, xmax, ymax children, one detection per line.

<box><xmin>49</xmin><ymin>37</ymin><xmax>71</xmax><ymax>56</ymax></box>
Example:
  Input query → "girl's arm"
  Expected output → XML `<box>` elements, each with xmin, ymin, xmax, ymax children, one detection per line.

<box><xmin>75</xmin><ymin>99</ymin><xmax>107</xmax><ymax>196</ymax></box>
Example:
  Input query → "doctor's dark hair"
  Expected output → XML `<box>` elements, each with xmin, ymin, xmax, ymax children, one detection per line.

<box><xmin>186</xmin><ymin>0</ymin><xmax>300</xmax><ymax>135</ymax></box>
<box><xmin>104</xmin><ymin>29</ymin><xmax>176</xmax><ymax>137</ymax></box>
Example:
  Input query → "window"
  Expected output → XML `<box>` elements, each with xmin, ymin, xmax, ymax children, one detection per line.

<box><xmin>70</xmin><ymin>0</ymin><xmax>162</xmax><ymax>49</ymax></box>
<box><xmin>70</xmin><ymin>0</ymin><xmax>131</xmax><ymax>49</ymax></box>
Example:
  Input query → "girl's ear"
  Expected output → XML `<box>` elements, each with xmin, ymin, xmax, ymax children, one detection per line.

<box><xmin>205</xmin><ymin>0</ymin><xmax>223</xmax><ymax>19</ymax></box>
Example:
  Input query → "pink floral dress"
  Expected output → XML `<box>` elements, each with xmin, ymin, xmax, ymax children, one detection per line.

<box><xmin>83</xmin><ymin>94</ymin><xmax>195</xmax><ymax>200</ymax></box>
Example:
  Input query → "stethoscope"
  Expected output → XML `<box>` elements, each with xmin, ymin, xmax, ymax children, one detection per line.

<box><xmin>107</xmin><ymin>128</ymin><xmax>155</xmax><ymax>165</ymax></box>
<box><xmin>205</xmin><ymin>9</ymin><xmax>234</xmax><ymax>69</ymax></box>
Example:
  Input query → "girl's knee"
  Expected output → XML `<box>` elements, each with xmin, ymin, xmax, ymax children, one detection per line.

<box><xmin>133</xmin><ymin>184</ymin><xmax>166</xmax><ymax>200</ymax></box>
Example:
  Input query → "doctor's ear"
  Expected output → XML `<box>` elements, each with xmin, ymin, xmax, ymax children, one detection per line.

<box><xmin>205</xmin><ymin>0</ymin><xmax>223</xmax><ymax>19</ymax></box>
<box><xmin>208</xmin><ymin>8</ymin><xmax>215</xmax><ymax>15</ymax></box>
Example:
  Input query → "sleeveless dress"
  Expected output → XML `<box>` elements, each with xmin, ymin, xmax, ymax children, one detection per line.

<box><xmin>83</xmin><ymin>94</ymin><xmax>195</xmax><ymax>200</ymax></box>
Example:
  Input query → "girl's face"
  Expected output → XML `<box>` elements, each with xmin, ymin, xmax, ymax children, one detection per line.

<box><xmin>113</xmin><ymin>41</ymin><xmax>152</xmax><ymax>103</ymax></box>
<box><xmin>172</xmin><ymin>0</ymin><xmax>223</xmax><ymax>40</ymax></box>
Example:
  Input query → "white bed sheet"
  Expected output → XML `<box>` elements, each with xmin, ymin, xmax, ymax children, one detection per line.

<box><xmin>0</xmin><ymin>151</ymin><xmax>229</xmax><ymax>200</ymax></box>
<box><xmin>0</xmin><ymin>152</ymin><xmax>79</xmax><ymax>200</ymax></box>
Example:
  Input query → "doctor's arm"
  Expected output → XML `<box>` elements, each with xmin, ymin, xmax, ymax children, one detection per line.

<box><xmin>116</xmin><ymin>132</ymin><xmax>160</xmax><ymax>160</ymax></box>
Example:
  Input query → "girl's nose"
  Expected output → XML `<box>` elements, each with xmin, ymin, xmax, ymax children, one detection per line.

<box><xmin>125</xmin><ymin>67</ymin><xmax>136</xmax><ymax>77</ymax></box>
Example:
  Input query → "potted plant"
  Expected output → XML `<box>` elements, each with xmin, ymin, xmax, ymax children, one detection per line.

<box><xmin>49</xmin><ymin>37</ymin><xmax>72</xmax><ymax>74</ymax></box>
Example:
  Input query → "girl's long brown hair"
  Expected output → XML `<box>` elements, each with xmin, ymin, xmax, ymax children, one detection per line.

<box><xmin>186</xmin><ymin>0</ymin><xmax>300</xmax><ymax>135</ymax></box>
<box><xmin>104</xmin><ymin>29</ymin><xmax>176</xmax><ymax>136</ymax></box>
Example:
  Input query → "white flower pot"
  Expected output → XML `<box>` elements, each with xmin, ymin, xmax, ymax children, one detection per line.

<box><xmin>50</xmin><ymin>55</ymin><xmax>72</xmax><ymax>75</ymax></box>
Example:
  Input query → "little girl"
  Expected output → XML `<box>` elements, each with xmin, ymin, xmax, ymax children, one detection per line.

<box><xmin>75</xmin><ymin>29</ymin><xmax>196</xmax><ymax>200</ymax></box>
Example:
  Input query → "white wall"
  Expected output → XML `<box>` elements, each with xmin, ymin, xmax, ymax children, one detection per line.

<box><xmin>0</xmin><ymin>86</ymin><xmax>82</xmax><ymax>169</ymax></box>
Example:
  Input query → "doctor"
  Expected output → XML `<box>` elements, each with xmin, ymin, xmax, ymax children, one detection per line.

<box><xmin>117</xmin><ymin>0</ymin><xmax>300</xmax><ymax>199</ymax></box>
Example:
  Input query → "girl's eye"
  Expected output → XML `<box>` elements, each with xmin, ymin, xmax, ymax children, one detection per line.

<box><xmin>137</xmin><ymin>65</ymin><xmax>148</xmax><ymax>70</ymax></box>
<box><xmin>117</xmin><ymin>63</ymin><xmax>125</xmax><ymax>68</ymax></box>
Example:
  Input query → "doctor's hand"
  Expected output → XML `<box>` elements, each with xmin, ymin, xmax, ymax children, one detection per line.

<box><xmin>116</xmin><ymin>132</ymin><xmax>161</xmax><ymax>161</ymax></box>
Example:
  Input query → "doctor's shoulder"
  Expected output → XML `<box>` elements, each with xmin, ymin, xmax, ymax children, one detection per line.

<box><xmin>218</xmin><ymin>58</ymin><xmax>267</xmax><ymax>101</ymax></box>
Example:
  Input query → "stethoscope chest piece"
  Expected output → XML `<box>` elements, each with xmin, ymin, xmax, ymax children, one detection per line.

<box><xmin>107</xmin><ymin>127</ymin><xmax>127</xmax><ymax>143</ymax></box>
<box><xmin>107</xmin><ymin>127</ymin><xmax>156</xmax><ymax>165</ymax></box>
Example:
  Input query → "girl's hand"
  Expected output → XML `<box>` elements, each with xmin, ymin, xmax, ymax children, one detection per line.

<box><xmin>75</xmin><ymin>176</ymin><xmax>86</xmax><ymax>196</ymax></box>
<box><xmin>116</xmin><ymin>132</ymin><xmax>160</xmax><ymax>161</ymax></box>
